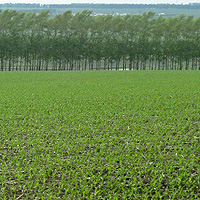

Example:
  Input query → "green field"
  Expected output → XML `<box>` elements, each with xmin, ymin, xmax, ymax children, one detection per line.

<box><xmin>0</xmin><ymin>71</ymin><xmax>200</xmax><ymax>199</ymax></box>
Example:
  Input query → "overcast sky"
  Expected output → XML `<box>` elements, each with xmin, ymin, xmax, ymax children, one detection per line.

<box><xmin>1</xmin><ymin>0</ymin><xmax>200</xmax><ymax>4</ymax></box>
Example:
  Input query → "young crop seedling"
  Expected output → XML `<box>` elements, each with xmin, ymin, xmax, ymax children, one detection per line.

<box><xmin>0</xmin><ymin>71</ymin><xmax>199</xmax><ymax>199</ymax></box>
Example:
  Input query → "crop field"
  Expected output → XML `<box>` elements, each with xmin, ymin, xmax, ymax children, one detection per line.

<box><xmin>0</xmin><ymin>71</ymin><xmax>200</xmax><ymax>199</ymax></box>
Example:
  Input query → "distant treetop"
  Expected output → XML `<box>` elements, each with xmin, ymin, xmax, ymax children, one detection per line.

<box><xmin>1</xmin><ymin>3</ymin><xmax>200</xmax><ymax>9</ymax></box>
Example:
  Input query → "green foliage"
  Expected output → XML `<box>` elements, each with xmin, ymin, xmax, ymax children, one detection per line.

<box><xmin>0</xmin><ymin>10</ymin><xmax>200</xmax><ymax>71</ymax></box>
<box><xmin>2</xmin><ymin>3</ymin><xmax>200</xmax><ymax>18</ymax></box>
<box><xmin>0</xmin><ymin>71</ymin><xmax>199</xmax><ymax>199</ymax></box>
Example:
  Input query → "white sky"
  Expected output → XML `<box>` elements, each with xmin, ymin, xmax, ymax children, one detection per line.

<box><xmin>1</xmin><ymin>0</ymin><xmax>200</xmax><ymax>4</ymax></box>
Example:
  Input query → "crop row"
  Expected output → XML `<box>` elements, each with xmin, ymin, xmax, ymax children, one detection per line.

<box><xmin>0</xmin><ymin>71</ymin><xmax>200</xmax><ymax>199</ymax></box>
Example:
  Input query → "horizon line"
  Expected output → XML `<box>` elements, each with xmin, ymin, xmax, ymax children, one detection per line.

<box><xmin>1</xmin><ymin>2</ymin><xmax>200</xmax><ymax>5</ymax></box>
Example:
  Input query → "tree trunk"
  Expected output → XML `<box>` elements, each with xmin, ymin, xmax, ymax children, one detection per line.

<box><xmin>179</xmin><ymin>59</ymin><xmax>183</xmax><ymax>70</ymax></box>
<box><xmin>59</xmin><ymin>60</ymin><xmax>62</xmax><ymax>70</ymax></box>
<box><xmin>129</xmin><ymin>60</ymin><xmax>132</xmax><ymax>70</ymax></box>
<box><xmin>162</xmin><ymin>59</ymin><xmax>165</xmax><ymax>70</ymax></box>
<box><xmin>1</xmin><ymin>58</ymin><xmax>3</xmax><ymax>71</ymax></box>
<box><xmin>91</xmin><ymin>61</ymin><xmax>93</xmax><ymax>70</ymax></box>
<box><xmin>123</xmin><ymin>58</ymin><xmax>126</xmax><ymax>70</ymax></box>
<box><xmin>104</xmin><ymin>59</ymin><xmax>107</xmax><ymax>70</ymax></box>
<box><xmin>192</xmin><ymin>59</ymin><xmax>195</xmax><ymax>70</ymax></box>
<box><xmin>186</xmin><ymin>59</ymin><xmax>189</xmax><ymax>70</ymax></box>
<box><xmin>195</xmin><ymin>58</ymin><xmax>198</xmax><ymax>70</ymax></box>
<box><xmin>8</xmin><ymin>59</ymin><xmax>12</xmax><ymax>71</ymax></box>
<box><xmin>155</xmin><ymin>60</ymin><xmax>157</xmax><ymax>70</ymax></box>
<box><xmin>143</xmin><ymin>59</ymin><xmax>146</xmax><ymax>70</ymax></box>
<box><xmin>84</xmin><ymin>59</ymin><xmax>87</xmax><ymax>70</ymax></box>
<box><xmin>15</xmin><ymin>59</ymin><xmax>18</xmax><ymax>71</ymax></box>
<box><xmin>151</xmin><ymin>59</ymin><xmax>154</xmax><ymax>70</ymax></box>
<box><xmin>19</xmin><ymin>58</ymin><xmax>22</xmax><ymax>71</ymax></box>
<box><xmin>198</xmin><ymin>58</ymin><xmax>200</xmax><ymax>70</ymax></box>
<box><xmin>12</xmin><ymin>59</ymin><xmax>15</xmax><ymax>71</ymax></box>
<box><xmin>158</xmin><ymin>60</ymin><xmax>161</xmax><ymax>70</ymax></box>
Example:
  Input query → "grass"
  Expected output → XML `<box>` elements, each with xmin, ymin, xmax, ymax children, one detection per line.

<box><xmin>0</xmin><ymin>71</ymin><xmax>200</xmax><ymax>199</ymax></box>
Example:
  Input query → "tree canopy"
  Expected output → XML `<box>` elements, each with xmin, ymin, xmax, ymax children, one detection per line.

<box><xmin>0</xmin><ymin>10</ymin><xmax>200</xmax><ymax>71</ymax></box>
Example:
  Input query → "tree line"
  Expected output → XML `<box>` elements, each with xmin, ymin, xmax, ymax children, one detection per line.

<box><xmin>0</xmin><ymin>9</ymin><xmax>200</xmax><ymax>71</ymax></box>
<box><xmin>1</xmin><ymin>3</ymin><xmax>200</xmax><ymax>9</ymax></box>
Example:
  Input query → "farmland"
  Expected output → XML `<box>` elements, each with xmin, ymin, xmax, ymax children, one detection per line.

<box><xmin>0</xmin><ymin>71</ymin><xmax>200</xmax><ymax>199</ymax></box>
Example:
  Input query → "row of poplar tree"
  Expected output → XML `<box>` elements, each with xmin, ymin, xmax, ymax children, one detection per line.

<box><xmin>0</xmin><ymin>9</ymin><xmax>200</xmax><ymax>71</ymax></box>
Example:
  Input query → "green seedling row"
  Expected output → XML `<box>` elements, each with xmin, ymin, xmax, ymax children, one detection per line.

<box><xmin>0</xmin><ymin>71</ymin><xmax>200</xmax><ymax>199</ymax></box>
